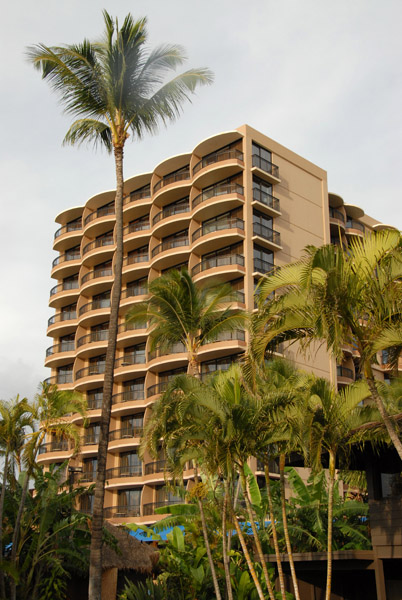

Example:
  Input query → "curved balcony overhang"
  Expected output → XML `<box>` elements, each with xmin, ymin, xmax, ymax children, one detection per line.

<box><xmin>116</xmin><ymin>327</ymin><xmax>147</xmax><ymax>349</ymax></box>
<box><xmin>122</xmin><ymin>259</ymin><xmax>150</xmax><ymax>284</ymax></box>
<box><xmin>372</xmin><ymin>223</ymin><xmax>399</xmax><ymax>232</ymax></box>
<box><xmin>113</xmin><ymin>361</ymin><xmax>147</xmax><ymax>383</ymax></box>
<box><xmin>80</xmin><ymin>439</ymin><xmax>99</xmax><ymax>456</ymax></box>
<box><xmin>36</xmin><ymin>445</ymin><xmax>72</xmax><ymax>465</ymax></box>
<box><xmin>192</xmin><ymin>158</ymin><xmax>244</xmax><ymax>189</ymax></box>
<box><xmin>47</xmin><ymin>314</ymin><xmax>78</xmax><ymax>338</ymax></box>
<box><xmin>70</xmin><ymin>406</ymin><xmax>101</xmax><ymax>424</ymax></box>
<box><xmin>329</xmin><ymin>207</ymin><xmax>346</xmax><ymax>231</ymax></box>
<box><xmin>51</xmin><ymin>257</ymin><xmax>81</xmax><ymax>280</ymax></box>
<box><xmin>151</xmin><ymin>211</ymin><xmax>191</xmax><ymax>239</ymax></box>
<box><xmin>124</xmin><ymin>172</ymin><xmax>152</xmax><ymax>196</ymax></box>
<box><xmin>147</xmin><ymin>351</ymin><xmax>188</xmax><ymax>373</ymax></box>
<box><xmin>85</xmin><ymin>189</ymin><xmax>115</xmax><ymax>212</ymax></box>
<box><xmin>146</xmin><ymin>383</ymin><xmax>168</xmax><ymax>400</ymax></box>
<box><xmin>111</xmin><ymin>394</ymin><xmax>150</xmax><ymax>417</ymax></box>
<box><xmin>77</xmin><ymin>303</ymin><xmax>111</xmax><ymax>328</ymax></box>
<box><xmin>108</xmin><ymin>430</ymin><xmax>143</xmax><ymax>453</ymax></box>
<box><xmin>192</xmin><ymin>227</ymin><xmax>245</xmax><ymax>256</ymax></box>
<box><xmin>49</xmin><ymin>286</ymin><xmax>80</xmax><ymax>309</ymax></box>
<box><xmin>152</xmin><ymin>178</ymin><xmax>192</xmax><ymax>205</ymax></box>
<box><xmin>43</xmin><ymin>375</ymin><xmax>74</xmax><ymax>390</ymax></box>
<box><xmin>345</xmin><ymin>223</ymin><xmax>365</xmax><ymax>237</ymax></box>
<box><xmin>123</xmin><ymin>227</ymin><xmax>151</xmax><ymax>253</ymax></box>
<box><xmin>328</xmin><ymin>193</ymin><xmax>345</xmax><ymax>208</ymax></box>
<box><xmin>344</xmin><ymin>204</ymin><xmax>364</xmax><ymax>219</ymax></box>
<box><xmin>53</xmin><ymin>226</ymin><xmax>83</xmax><ymax>252</ymax></box>
<box><xmin>192</xmin><ymin>130</ymin><xmax>243</xmax><ymax>160</ymax></box>
<box><xmin>336</xmin><ymin>365</ymin><xmax>355</xmax><ymax>386</ymax></box>
<box><xmin>191</xmin><ymin>189</ymin><xmax>245</xmax><ymax>222</ymax></box>
<box><xmin>44</xmin><ymin>348</ymin><xmax>76</xmax><ymax>369</ymax></box>
<box><xmin>75</xmin><ymin>338</ymin><xmax>109</xmax><ymax>360</ymax></box>
<box><xmin>83</xmin><ymin>212</ymin><xmax>116</xmax><ymax>239</ymax></box>
<box><xmin>80</xmin><ymin>271</ymin><xmax>113</xmax><ymax>296</ymax></box>
<box><xmin>197</xmin><ymin>337</ymin><xmax>247</xmax><ymax>362</ymax></box>
<box><xmin>153</xmin><ymin>152</ymin><xmax>191</xmax><ymax>179</ymax></box>
<box><xmin>150</xmin><ymin>244</ymin><xmax>190</xmax><ymax>272</ymax></box>
<box><xmin>81</xmin><ymin>239</ymin><xmax>115</xmax><ymax>267</ymax></box>
<box><xmin>123</xmin><ymin>195</ymin><xmax>152</xmax><ymax>222</ymax></box>
<box><xmin>55</xmin><ymin>205</ymin><xmax>84</xmax><ymax>226</ymax></box>
<box><xmin>192</xmin><ymin>255</ymin><xmax>246</xmax><ymax>284</ymax></box>
<box><xmin>119</xmin><ymin>291</ymin><xmax>149</xmax><ymax>312</ymax></box>
<box><xmin>74</xmin><ymin>369</ymin><xmax>105</xmax><ymax>392</ymax></box>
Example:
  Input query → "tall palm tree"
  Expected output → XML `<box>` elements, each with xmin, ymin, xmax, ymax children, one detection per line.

<box><xmin>126</xmin><ymin>268</ymin><xmax>246</xmax><ymax>377</ymax></box>
<box><xmin>9</xmin><ymin>383</ymin><xmax>86</xmax><ymax>600</ymax></box>
<box><xmin>0</xmin><ymin>396</ymin><xmax>33</xmax><ymax>599</ymax></box>
<box><xmin>304</xmin><ymin>377</ymin><xmax>373</xmax><ymax>600</ymax></box>
<box><xmin>28</xmin><ymin>12</ymin><xmax>213</xmax><ymax>599</ymax></box>
<box><xmin>253</xmin><ymin>230</ymin><xmax>402</xmax><ymax>460</ymax></box>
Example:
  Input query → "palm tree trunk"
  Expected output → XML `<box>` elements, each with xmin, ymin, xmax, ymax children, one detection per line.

<box><xmin>264</xmin><ymin>465</ymin><xmax>287</xmax><ymax>600</ymax></box>
<box><xmin>325</xmin><ymin>451</ymin><xmax>335</xmax><ymax>600</ymax></box>
<box><xmin>240</xmin><ymin>469</ymin><xmax>276</xmax><ymax>600</ymax></box>
<box><xmin>366</xmin><ymin>369</ymin><xmax>402</xmax><ymax>461</ymax></box>
<box><xmin>187</xmin><ymin>352</ymin><xmax>200</xmax><ymax>379</ymax></box>
<box><xmin>279</xmin><ymin>453</ymin><xmax>300</xmax><ymax>600</ymax></box>
<box><xmin>10</xmin><ymin>470</ymin><xmax>30</xmax><ymax>600</ymax></box>
<box><xmin>0</xmin><ymin>450</ymin><xmax>9</xmax><ymax>599</ymax></box>
<box><xmin>231</xmin><ymin>511</ymin><xmax>265</xmax><ymax>600</ymax></box>
<box><xmin>194</xmin><ymin>470</ymin><xmax>222</xmax><ymax>600</ymax></box>
<box><xmin>222</xmin><ymin>480</ymin><xmax>233</xmax><ymax>600</ymax></box>
<box><xmin>88</xmin><ymin>145</ymin><xmax>124</xmax><ymax>600</ymax></box>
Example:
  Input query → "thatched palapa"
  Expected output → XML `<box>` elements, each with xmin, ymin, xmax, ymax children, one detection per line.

<box><xmin>102</xmin><ymin>521</ymin><xmax>159</xmax><ymax>573</ymax></box>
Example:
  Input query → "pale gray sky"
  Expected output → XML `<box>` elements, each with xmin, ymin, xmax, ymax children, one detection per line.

<box><xmin>1</xmin><ymin>0</ymin><xmax>401</xmax><ymax>400</ymax></box>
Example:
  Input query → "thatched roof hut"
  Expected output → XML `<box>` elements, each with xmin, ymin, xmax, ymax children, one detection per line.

<box><xmin>102</xmin><ymin>521</ymin><xmax>159</xmax><ymax>573</ymax></box>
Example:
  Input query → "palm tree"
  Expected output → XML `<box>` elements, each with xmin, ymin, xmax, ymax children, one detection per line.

<box><xmin>253</xmin><ymin>230</ymin><xmax>402</xmax><ymax>460</ymax></box>
<box><xmin>126</xmin><ymin>268</ymin><xmax>246</xmax><ymax>377</ymax></box>
<box><xmin>304</xmin><ymin>377</ymin><xmax>373</xmax><ymax>600</ymax></box>
<box><xmin>28</xmin><ymin>12</ymin><xmax>213</xmax><ymax>599</ymax></box>
<box><xmin>9</xmin><ymin>383</ymin><xmax>86</xmax><ymax>600</ymax></box>
<box><xmin>0</xmin><ymin>396</ymin><xmax>33</xmax><ymax>599</ymax></box>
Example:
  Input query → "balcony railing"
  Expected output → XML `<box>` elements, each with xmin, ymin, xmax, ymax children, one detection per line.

<box><xmin>253</xmin><ymin>258</ymin><xmax>274</xmax><ymax>274</ymax></box>
<box><xmin>48</xmin><ymin>310</ymin><xmax>77</xmax><ymax>325</ymax></box>
<box><xmin>252</xmin><ymin>188</ymin><xmax>280</xmax><ymax>212</ymax></box>
<box><xmin>346</xmin><ymin>219</ymin><xmax>365</xmax><ymax>233</ymax></box>
<box><xmin>114</xmin><ymin>353</ymin><xmax>146</xmax><ymax>368</ymax></box>
<box><xmin>117</xmin><ymin>322</ymin><xmax>147</xmax><ymax>334</ymax></box>
<box><xmin>87</xmin><ymin>397</ymin><xmax>103</xmax><ymax>410</ymax></box>
<box><xmin>193</xmin><ymin>148</ymin><xmax>244</xmax><ymax>175</ymax></box>
<box><xmin>123</xmin><ymin>253</ymin><xmax>149</xmax><ymax>266</ymax></box>
<box><xmin>193</xmin><ymin>182</ymin><xmax>244</xmax><ymax>209</ymax></box>
<box><xmin>123</xmin><ymin>221</ymin><xmax>150</xmax><ymax>235</ymax></box>
<box><xmin>192</xmin><ymin>218</ymin><xmax>244</xmax><ymax>242</ymax></box>
<box><xmin>82</xmin><ymin>236</ymin><xmax>114</xmax><ymax>255</ymax></box>
<box><xmin>81</xmin><ymin>267</ymin><xmax>113</xmax><ymax>285</ymax></box>
<box><xmin>78</xmin><ymin>470</ymin><xmax>97</xmax><ymax>483</ymax></box>
<box><xmin>112</xmin><ymin>389</ymin><xmax>145</xmax><ymax>404</ymax></box>
<box><xmin>84</xmin><ymin>205</ymin><xmax>115</xmax><ymax>226</ymax></box>
<box><xmin>75</xmin><ymin>364</ymin><xmax>106</xmax><ymax>379</ymax></box>
<box><xmin>123</xmin><ymin>186</ymin><xmax>151</xmax><ymax>206</ymax></box>
<box><xmin>253</xmin><ymin>223</ymin><xmax>281</xmax><ymax>245</ymax></box>
<box><xmin>77</xmin><ymin>330</ymin><xmax>109</xmax><ymax>347</ymax></box>
<box><xmin>329</xmin><ymin>207</ymin><xmax>345</xmax><ymax>223</ymax></box>
<box><xmin>44</xmin><ymin>373</ymin><xmax>73</xmax><ymax>385</ymax></box>
<box><xmin>103</xmin><ymin>504</ymin><xmax>141</xmax><ymax>518</ymax></box>
<box><xmin>202</xmin><ymin>330</ymin><xmax>246</xmax><ymax>344</ymax></box>
<box><xmin>336</xmin><ymin>365</ymin><xmax>354</xmax><ymax>379</ymax></box>
<box><xmin>152</xmin><ymin>201</ymin><xmax>190</xmax><ymax>225</ymax></box>
<box><xmin>82</xmin><ymin>433</ymin><xmax>100</xmax><ymax>445</ymax></box>
<box><xmin>79</xmin><ymin>298</ymin><xmax>111</xmax><ymax>316</ymax></box>
<box><xmin>148</xmin><ymin>342</ymin><xmax>186</xmax><ymax>360</ymax></box>
<box><xmin>144</xmin><ymin>460</ymin><xmax>166</xmax><ymax>475</ymax></box>
<box><xmin>147</xmin><ymin>382</ymin><xmax>169</xmax><ymax>397</ymax></box>
<box><xmin>52</xmin><ymin>251</ymin><xmax>81</xmax><ymax>267</ymax></box>
<box><xmin>38</xmin><ymin>440</ymin><xmax>69</xmax><ymax>454</ymax></box>
<box><xmin>151</xmin><ymin>237</ymin><xmax>189</xmax><ymax>258</ymax></box>
<box><xmin>50</xmin><ymin>280</ymin><xmax>79</xmax><ymax>297</ymax></box>
<box><xmin>252</xmin><ymin>154</ymin><xmax>279</xmax><ymax>178</ymax></box>
<box><xmin>192</xmin><ymin>253</ymin><xmax>245</xmax><ymax>276</ymax></box>
<box><xmin>46</xmin><ymin>341</ymin><xmax>75</xmax><ymax>356</ymax></box>
<box><xmin>106</xmin><ymin>464</ymin><xmax>143</xmax><ymax>478</ymax></box>
<box><xmin>109</xmin><ymin>427</ymin><xmax>144</xmax><ymax>441</ymax></box>
<box><xmin>143</xmin><ymin>499</ymin><xmax>182</xmax><ymax>516</ymax></box>
<box><xmin>54</xmin><ymin>220</ymin><xmax>82</xmax><ymax>239</ymax></box>
<box><xmin>122</xmin><ymin>285</ymin><xmax>148</xmax><ymax>298</ymax></box>
<box><xmin>153</xmin><ymin>169</ymin><xmax>190</xmax><ymax>193</ymax></box>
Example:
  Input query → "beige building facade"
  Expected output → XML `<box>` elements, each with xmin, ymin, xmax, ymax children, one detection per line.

<box><xmin>40</xmin><ymin>124</ymin><xmax>394</xmax><ymax>523</ymax></box>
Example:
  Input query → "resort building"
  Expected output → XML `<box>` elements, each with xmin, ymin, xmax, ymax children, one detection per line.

<box><xmin>40</xmin><ymin>124</ymin><xmax>396</xmax><ymax>523</ymax></box>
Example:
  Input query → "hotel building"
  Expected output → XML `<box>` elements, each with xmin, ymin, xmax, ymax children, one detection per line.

<box><xmin>40</xmin><ymin>124</ymin><xmax>396</xmax><ymax>523</ymax></box>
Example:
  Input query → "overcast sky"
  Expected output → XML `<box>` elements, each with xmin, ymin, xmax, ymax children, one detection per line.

<box><xmin>1</xmin><ymin>0</ymin><xmax>401</xmax><ymax>400</ymax></box>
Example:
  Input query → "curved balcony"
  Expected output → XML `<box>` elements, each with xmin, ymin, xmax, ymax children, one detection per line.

<box><xmin>44</xmin><ymin>373</ymin><xmax>73</xmax><ymax>386</ymax></box>
<box><xmin>123</xmin><ymin>221</ymin><xmax>150</xmax><ymax>249</ymax></box>
<box><xmin>252</xmin><ymin>188</ymin><xmax>281</xmax><ymax>216</ymax></box>
<box><xmin>82</xmin><ymin>433</ymin><xmax>100</xmax><ymax>446</ymax></box>
<box><xmin>84</xmin><ymin>204</ymin><xmax>115</xmax><ymax>227</ymax></box>
<box><xmin>251</xmin><ymin>154</ymin><xmax>280</xmax><ymax>183</ymax></box>
<box><xmin>49</xmin><ymin>281</ymin><xmax>79</xmax><ymax>308</ymax></box>
<box><xmin>114</xmin><ymin>354</ymin><xmax>147</xmax><ymax>382</ymax></box>
<box><xmin>345</xmin><ymin>219</ymin><xmax>365</xmax><ymax>236</ymax></box>
<box><xmin>53</xmin><ymin>220</ymin><xmax>82</xmax><ymax>251</ymax></box>
<box><xmin>192</xmin><ymin>218</ymin><xmax>245</xmax><ymax>254</ymax></box>
<box><xmin>82</xmin><ymin>236</ymin><xmax>114</xmax><ymax>263</ymax></box>
<box><xmin>78</xmin><ymin>299</ymin><xmax>111</xmax><ymax>327</ymax></box>
<box><xmin>146</xmin><ymin>382</ymin><xmax>169</xmax><ymax>398</ymax></box>
<box><xmin>148</xmin><ymin>342</ymin><xmax>187</xmax><ymax>372</ymax></box>
<box><xmin>80</xmin><ymin>267</ymin><xmax>113</xmax><ymax>296</ymax></box>
<box><xmin>109</xmin><ymin>427</ymin><xmax>143</xmax><ymax>441</ymax></box>
<box><xmin>253</xmin><ymin>258</ymin><xmax>274</xmax><ymax>276</ymax></box>
<box><xmin>87</xmin><ymin>397</ymin><xmax>103</xmax><ymax>410</ymax></box>
<box><xmin>198</xmin><ymin>330</ymin><xmax>247</xmax><ymax>362</ymax></box>
<box><xmin>104</xmin><ymin>505</ymin><xmax>141</xmax><ymax>519</ymax></box>
<box><xmin>75</xmin><ymin>365</ymin><xmax>105</xmax><ymax>390</ymax></box>
<box><xmin>152</xmin><ymin>201</ymin><xmax>190</xmax><ymax>238</ymax></box>
<box><xmin>48</xmin><ymin>310</ymin><xmax>77</xmax><ymax>326</ymax></box>
<box><xmin>122</xmin><ymin>254</ymin><xmax>149</xmax><ymax>281</ymax></box>
<box><xmin>76</xmin><ymin>470</ymin><xmax>97</xmax><ymax>484</ymax></box>
<box><xmin>123</xmin><ymin>186</ymin><xmax>151</xmax><ymax>220</ymax></box>
<box><xmin>143</xmin><ymin>499</ymin><xmax>182</xmax><ymax>516</ymax></box>
<box><xmin>193</xmin><ymin>148</ymin><xmax>243</xmax><ymax>176</ymax></box>
<box><xmin>106</xmin><ymin>464</ymin><xmax>142</xmax><ymax>479</ymax></box>
<box><xmin>192</xmin><ymin>253</ymin><xmax>245</xmax><ymax>281</ymax></box>
<box><xmin>116</xmin><ymin>322</ymin><xmax>148</xmax><ymax>347</ymax></box>
<box><xmin>152</xmin><ymin>202</ymin><xmax>190</xmax><ymax>226</ymax></box>
<box><xmin>76</xmin><ymin>330</ymin><xmax>109</xmax><ymax>358</ymax></box>
<box><xmin>81</xmin><ymin>267</ymin><xmax>113</xmax><ymax>285</ymax></box>
<box><xmin>38</xmin><ymin>440</ymin><xmax>71</xmax><ymax>463</ymax></box>
<box><xmin>46</xmin><ymin>341</ymin><xmax>75</xmax><ymax>356</ymax></box>
<box><xmin>192</xmin><ymin>181</ymin><xmax>244</xmax><ymax>221</ymax></box>
<box><xmin>112</xmin><ymin>389</ymin><xmax>145</xmax><ymax>405</ymax></box>
<box><xmin>336</xmin><ymin>365</ymin><xmax>355</xmax><ymax>385</ymax></box>
<box><xmin>153</xmin><ymin>169</ymin><xmax>190</xmax><ymax>194</ymax></box>
<box><xmin>144</xmin><ymin>460</ymin><xmax>166</xmax><ymax>475</ymax></box>
<box><xmin>329</xmin><ymin>207</ymin><xmax>346</xmax><ymax>230</ymax></box>
<box><xmin>151</xmin><ymin>238</ymin><xmax>190</xmax><ymax>270</ymax></box>
<box><xmin>252</xmin><ymin>223</ymin><xmax>282</xmax><ymax>250</ymax></box>
<box><xmin>51</xmin><ymin>251</ymin><xmax>81</xmax><ymax>280</ymax></box>
<box><xmin>47</xmin><ymin>310</ymin><xmax>77</xmax><ymax>336</ymax></box>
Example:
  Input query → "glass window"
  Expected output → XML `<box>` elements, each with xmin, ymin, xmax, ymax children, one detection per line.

<box><xmin>118</xmin><ymin>488</ymin><xmax>141</xmax><ymax>507</ymax></box>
